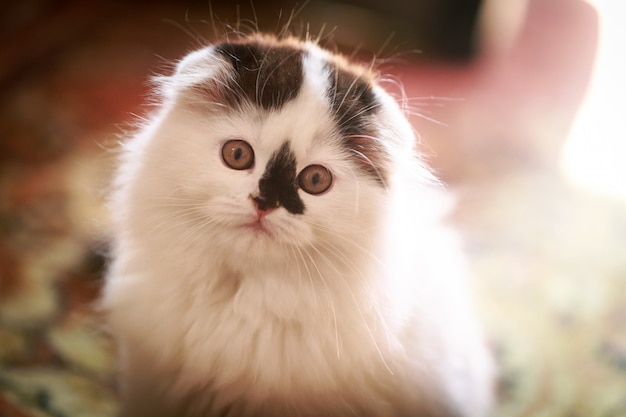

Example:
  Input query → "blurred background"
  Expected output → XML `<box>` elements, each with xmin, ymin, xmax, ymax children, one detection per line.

<box><xmin>1</xmin><ymin>0</ymin><xmax>625</xmax><ymax>416</ymax></box>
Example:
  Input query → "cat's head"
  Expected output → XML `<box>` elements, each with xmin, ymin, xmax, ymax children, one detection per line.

<box><xmin>124</xmin><ymin>35</ymin><xmax>429</xmax><ymax>271</ymax></box>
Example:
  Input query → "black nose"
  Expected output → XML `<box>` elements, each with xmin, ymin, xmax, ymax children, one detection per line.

<box><xmin>252</xmin><ymin>195</ymin><xmax>279</xmax><ymax>212</ymax></box>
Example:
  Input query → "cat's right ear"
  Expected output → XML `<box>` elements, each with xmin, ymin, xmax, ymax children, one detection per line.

<box><xmin>152</xmin><ymin>46</ymin><xmax>229</xmax><ymax>109</ymax></box>
<box><xmin>172</xmin><ymin>47</ymin><xmax>221</xmax><ymax>82</ymax></box>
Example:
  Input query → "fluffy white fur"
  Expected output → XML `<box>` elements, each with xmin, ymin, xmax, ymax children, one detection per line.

<box><xmin>103</xmin><ymin>37</ymin><xmax>494</xmax><ymax>417</ymax></box>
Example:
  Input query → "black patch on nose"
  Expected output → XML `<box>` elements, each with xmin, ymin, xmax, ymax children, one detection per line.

<box><xmin>215</xmin><ymin>40</ymin><xmax>304</xmax><ymax>111</ymax></box>
<box><xmin>256</xmin><ymin>142</ymin><xmax>305</xmax><ymax>215</ymax></box>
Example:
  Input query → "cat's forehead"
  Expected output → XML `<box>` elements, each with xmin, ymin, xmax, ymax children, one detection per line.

<box><xmin>176</xmin><ymin>35</ymin><xmax>390</xmax><ymax>185</ymax></box>
<box><xmin>213</xmin><ymin>39</ymin><xmax>304</xmax><ymax>111</ymax></box>
<box><xmin>210</xmin><ymin>36</ymin><xmax>377</xmax><ymax>113</ymax></box>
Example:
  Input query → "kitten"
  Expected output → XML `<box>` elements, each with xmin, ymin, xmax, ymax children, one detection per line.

<box><xmin>102</xmin><ymin>33</ymin><xmax>495</xmax><ymax>417</ymax></box>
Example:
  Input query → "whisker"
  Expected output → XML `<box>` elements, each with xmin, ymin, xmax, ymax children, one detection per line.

<box><xmin>298</xmin><ymin>246</ymin><xmax>340</xmax><ymax>359</ymax></box>
<box><xmin>285</xmin><ymin>244</ymin><xmax>305</xmax><ymax>319</ymax></box>
<box><xmin>306</xmin><ymin>221</ymin><xmax>385</xmax><ymax>267</ymax></box>
<box><xmin>305</xmin><ymin>243</ymin><xmax>392</xmax><ymax>373</ymax></box>
<box><xmin>293</xmin><ymin>245</ymin><xmax>320</xmax><ymax>316</ymax></box>
<box><xmin>314</xmin><ymin>237</ymin><xmax>397</xmax><ymax>353</ymax></box>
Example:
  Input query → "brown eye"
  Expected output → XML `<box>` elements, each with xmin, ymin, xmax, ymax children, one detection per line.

<box><xmin>221</xmin><ymin>140</ymin><xmax>254</xmax><ymax>170</ymax></box>
<box><xmin>298</xmin><ymin>165</ymin><xmax>333</xmax><ymax>195</ymax></box>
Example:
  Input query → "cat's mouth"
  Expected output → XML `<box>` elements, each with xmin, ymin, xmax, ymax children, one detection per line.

<box><xmin>240</xmin><ymin>219</ymin><xmax>274</xmax><ymax>237</ymax></box>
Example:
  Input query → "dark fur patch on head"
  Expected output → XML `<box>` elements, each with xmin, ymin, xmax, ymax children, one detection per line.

<box><xmin>215</xmin><ymin>40</ymin><xmax>304</xmax><ymax>111</ymax></box>
<box><xmin>326</xmin><ymin>64</ymin><xmax>388</xmax><ymax>185</ymax></box>
<box><xmin>256</xmin><ymin>142</ymin><xmax>305</xmax><ymax>215</ymax></box>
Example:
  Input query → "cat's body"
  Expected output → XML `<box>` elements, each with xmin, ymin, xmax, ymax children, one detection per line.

<box><xmin>103</xmin><ymin>34</ymin><xmax>494</xmax><ymax>417</ymax></box>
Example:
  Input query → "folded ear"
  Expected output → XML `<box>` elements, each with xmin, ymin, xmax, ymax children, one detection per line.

<box><xmin>152</xmin><ymin>46</ymin><xmax>227</xmax><ymax>107</ymax></box>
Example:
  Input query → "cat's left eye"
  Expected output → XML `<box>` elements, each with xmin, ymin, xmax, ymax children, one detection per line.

<box><xmin>298</xmin><ymin>165</ymin><xmax>333</xmax><ymax>195</ymax></box>
<box><xmin>222</xmin><ymin>139</ymin><xmax>254</xmax><ymax>170</ymax></box>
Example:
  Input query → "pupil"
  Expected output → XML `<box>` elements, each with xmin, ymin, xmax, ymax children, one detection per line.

<box><xmin>312</xmin><ymin>173</ymin><xmax>320</xmax><ymax>185</ymax></box>
<box><xmin>233</xmin><ymin>148</ymin><xmax>242</xmax><ymax>160</ymax></box>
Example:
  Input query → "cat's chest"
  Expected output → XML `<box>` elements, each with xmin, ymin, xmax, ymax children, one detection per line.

<box><xmin>175</xmin><ymin>269</ymin><xmax>395</xmax><ymax>391</ymax></box>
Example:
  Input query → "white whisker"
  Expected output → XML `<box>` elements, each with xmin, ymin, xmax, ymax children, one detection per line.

<box><xmin>298</xmin><ymin>246</ymin><xmax>340</xmax><ymax>360</ymax></box>
<box><xmin>305</xmin><ymin>243</ymin><xmax>393</xmax><ymax>374</ymax></box>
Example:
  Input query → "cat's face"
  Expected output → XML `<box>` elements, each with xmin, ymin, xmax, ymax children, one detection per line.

<box><xmin>133</xmin><ymin>36</ymin><xmax>412</xmax><ymax>269</ymax></box>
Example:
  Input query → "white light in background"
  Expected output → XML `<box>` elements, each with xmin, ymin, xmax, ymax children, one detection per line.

<box><xmin>561</xmin><ymin>1</ymin><xmax>626</xmax><ymax>201</ymax></box>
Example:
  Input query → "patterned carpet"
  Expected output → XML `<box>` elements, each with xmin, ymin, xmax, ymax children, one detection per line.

<box><xmin>1</xmin><ymin>1</ymin><xmax>625</xmax><ymax>416</ymax></box>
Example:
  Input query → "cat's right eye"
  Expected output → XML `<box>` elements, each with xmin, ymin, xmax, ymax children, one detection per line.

<box><xmin>221</xmin><ymin>140</ymin><xmax>255</xmax><ymax>170</ymax></box>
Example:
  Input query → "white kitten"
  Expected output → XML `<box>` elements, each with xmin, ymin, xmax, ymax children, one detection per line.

<box><xmin>102</xmin><ymin>34</ymin><xmax>495</xmax><ymax>417</ymax></box>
